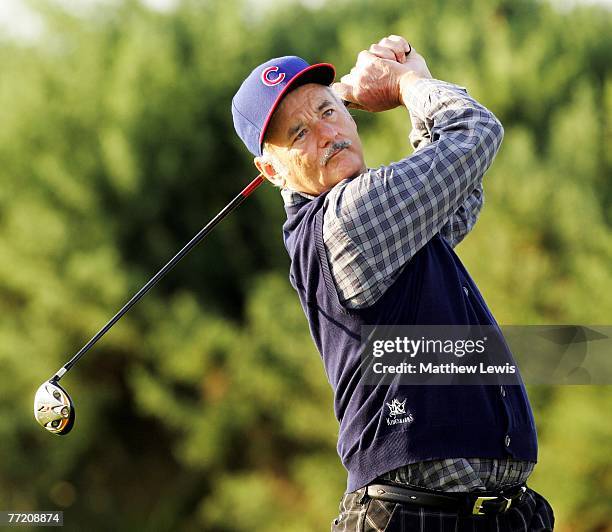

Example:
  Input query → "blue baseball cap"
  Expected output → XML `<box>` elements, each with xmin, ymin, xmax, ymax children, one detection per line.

<box><xmin>232</xmin><ymin>56</ymin><xmax>335</xmax><ymax>157</ymax></box>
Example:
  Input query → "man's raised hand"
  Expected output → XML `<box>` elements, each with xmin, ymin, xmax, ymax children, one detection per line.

<box><xmin>333</xmin><ymin>35</ymin><xmax>432</xmax><ymax>112</ymax></box>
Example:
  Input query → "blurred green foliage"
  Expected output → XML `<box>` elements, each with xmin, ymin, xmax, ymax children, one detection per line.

<box><xmin>0</xmin><ymin>0</ymin><xmax>610</xmax><ymax>530</ymax></box>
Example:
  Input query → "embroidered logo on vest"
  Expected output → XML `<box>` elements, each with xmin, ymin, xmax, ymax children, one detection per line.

<box><xmin>386</xmin><ymin>398</ymin><xmax>414</xmax><ymax>426</ymax></box>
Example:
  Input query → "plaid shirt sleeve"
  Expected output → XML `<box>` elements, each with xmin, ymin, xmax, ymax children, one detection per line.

<box><xmin>321</xmin><ymin>78</ymin><xmax>504</xmax><ymax>309</ymax></box>
<box><xmin>409</xmin><ymin>105</ymin><xmax>485</xmax><ymax>249</ymax></box>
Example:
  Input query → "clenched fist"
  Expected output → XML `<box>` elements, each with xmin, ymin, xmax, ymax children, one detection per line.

<box><xmin>332</xmin><ymin>35</ymin><xmax>432</xmax><ymax>112</ymax></box>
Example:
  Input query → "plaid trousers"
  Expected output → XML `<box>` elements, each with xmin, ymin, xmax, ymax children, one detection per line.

<box><xmin>330</xmin><ymin>485</ymin><xmax>555</xmax><ymax>531</ymax></box>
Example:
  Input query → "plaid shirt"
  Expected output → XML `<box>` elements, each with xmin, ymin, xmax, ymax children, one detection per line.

<box><xmin>281</xmin><ymin>78</ymin><xmax>535</xmax><ymax>492</ymax></box>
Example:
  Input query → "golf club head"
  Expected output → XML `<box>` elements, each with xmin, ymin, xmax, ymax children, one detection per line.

<box><xmin>34</xmin><ymin>380</ymin><xmax>75</xmax><ymax>435</ymax></box>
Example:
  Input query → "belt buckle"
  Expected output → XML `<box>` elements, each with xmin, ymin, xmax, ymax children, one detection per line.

<box><xmin>504</xmin><ymin>485</ymin><xmax>527</xmax><ymax>511</ymax></box>
<box><xmin>472</xmin><ymin>496</ymin><xmax>498</xmax><ymax>515</ymax></box>
<box><xmin>473</xmin><ymin>486</ymin><xmax>527</xmax><ymax>515</ymax></box>
<box><xmin>500</xmin><ymin>485</ymin><xmax>527</xmax><ymax>513</ymax></box>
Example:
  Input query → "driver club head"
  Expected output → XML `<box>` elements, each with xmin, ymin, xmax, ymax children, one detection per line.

<box><xmin>34</xmin><ymin>380</ymin><xmax>75</xmax><ymax>435</ymax></box>
<box><xmin>30</xmin><ymin>176</ymin><xmax>265</xmax><ymax>437</ymax></box>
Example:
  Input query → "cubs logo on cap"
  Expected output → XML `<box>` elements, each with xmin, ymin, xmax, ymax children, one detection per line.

<box><xmin>232</xmin><ymin>56</ymin><xmax>335</xmax><ymax>157</ymax></box>
<box><xmin>261</xmin><ymin>66</ymin><xmax>286</xmax><ymax>87</ymax></box>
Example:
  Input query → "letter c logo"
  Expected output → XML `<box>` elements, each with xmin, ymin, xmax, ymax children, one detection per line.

<box><xmin>261</xmin><ymin>66</ymin><xmax>285</xmax><ymax>87</ymax></box>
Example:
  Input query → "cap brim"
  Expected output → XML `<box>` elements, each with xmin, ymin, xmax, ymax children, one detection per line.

<box><xmin>259</xmin><ymin>62</ymin><xmax>336</xmax><ymax>153</ymax></box>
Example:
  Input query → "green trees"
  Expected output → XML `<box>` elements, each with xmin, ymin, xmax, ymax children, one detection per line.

<box><xmin>0</xmin><ymin>0</ymin><xmax>610</xmax><ymax>529</ymax></box>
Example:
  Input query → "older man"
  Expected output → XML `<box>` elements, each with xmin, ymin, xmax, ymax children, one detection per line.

<box><xmin>232</xmin><ymin>36</ymin><xmax>554</xmax><ymax>530</ymax></box>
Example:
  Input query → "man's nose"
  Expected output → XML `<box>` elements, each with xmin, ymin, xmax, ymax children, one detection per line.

<box><xmin>316</xmin><ymin>121</ymin><xmax>339</xmax><ymax>147</ymax></box>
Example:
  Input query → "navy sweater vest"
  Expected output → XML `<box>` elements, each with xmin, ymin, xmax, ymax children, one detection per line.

<box><xmin>282</xmin><ymin>193</ymin><xmax>538</xmax><ymax>492</ymax></box>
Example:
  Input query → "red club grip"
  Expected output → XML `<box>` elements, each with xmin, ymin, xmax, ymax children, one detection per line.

<box><xmin>241</xmin><ymin>175</ymin><xmax>265</xmax><ymax>197</ymax></box>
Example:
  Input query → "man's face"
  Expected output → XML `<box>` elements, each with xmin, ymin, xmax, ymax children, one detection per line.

<box><xmin>255</xmin><ymin>83</ymin><xmax>366</xmax><ymax>196</ymax></box>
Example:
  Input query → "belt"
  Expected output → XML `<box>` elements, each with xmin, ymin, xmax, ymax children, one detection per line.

<box><xmin>365</xmin><ymin>482</ymin><xmax>528</xmax><ymax>516</ymax></box>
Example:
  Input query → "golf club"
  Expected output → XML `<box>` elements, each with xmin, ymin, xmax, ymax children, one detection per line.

<box><xmin>34</xmin><ymin>174</ymin><xmax>265</xmax><ymax>435</ymax></box>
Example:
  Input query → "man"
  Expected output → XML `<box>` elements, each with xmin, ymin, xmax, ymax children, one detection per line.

<box><xmin>232</xmin><ymin>35</ymin><xmax>555</xmax><ymax>530</ymax></box>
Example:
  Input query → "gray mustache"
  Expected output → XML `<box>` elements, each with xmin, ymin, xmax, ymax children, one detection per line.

<box><xmin>321</xmin><ymin>140</ymin><xmax>352</xmax><ymax>166</ymax></box>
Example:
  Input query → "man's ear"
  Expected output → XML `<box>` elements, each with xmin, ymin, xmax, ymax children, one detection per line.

<box><xmin>254</xmin><ymin>156</ymin><xmax>285</xmax><ymax>188</ymax></box>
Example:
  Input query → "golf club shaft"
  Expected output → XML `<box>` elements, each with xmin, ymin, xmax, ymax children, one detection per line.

<box><xmin>52</xmin><ymin>175</ymin><xmax>265</xmax><ymax>381</ymax></box>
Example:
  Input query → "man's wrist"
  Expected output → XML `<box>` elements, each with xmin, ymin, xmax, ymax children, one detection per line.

<box><xmin>399</xmin><ymin>72</ymin><xmax>428</xmax><ymax>107</ymax></box>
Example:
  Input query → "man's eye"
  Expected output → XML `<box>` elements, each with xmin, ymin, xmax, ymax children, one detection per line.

<box><xmin>295</xmin><ymin>129</ymin><xmax>307</xmax><ymax>141</ymax></box>
<box><xmin>323</xmin><ymin>108</ymin><xmax>334</xmax><ymax>117</ymax></box>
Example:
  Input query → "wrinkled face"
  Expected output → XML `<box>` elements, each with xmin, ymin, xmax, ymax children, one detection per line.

<box><xmin>256</xmin><ymin>83</ymin><xmax>366</xmax><ymax>196</ymax></box>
